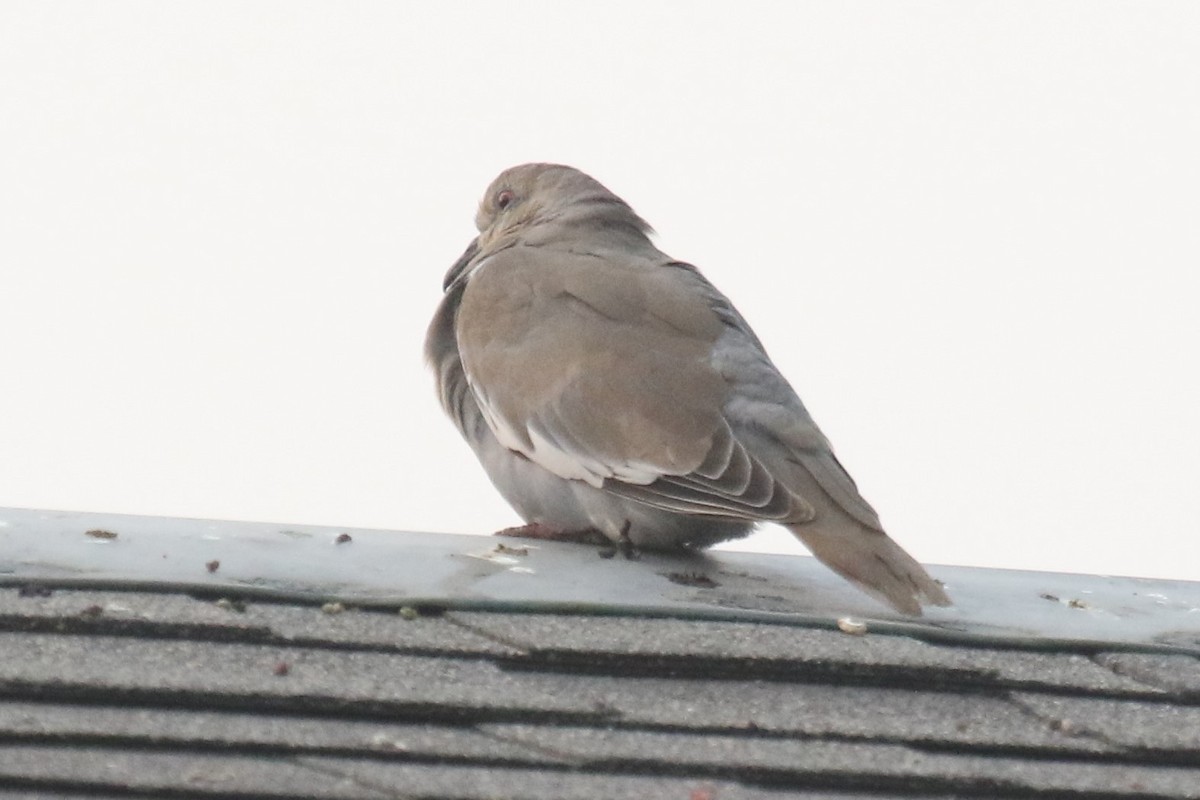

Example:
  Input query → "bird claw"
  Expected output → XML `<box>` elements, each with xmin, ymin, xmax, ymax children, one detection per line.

<box><xmin>494</xmin><ymin>523</ymin><xmax>609</xmax><ymax>545</ymax></box>
<box><xmin>616</xmin><ymin>520</ymin><xmax>640</xmax><ymax>560</ymax></box>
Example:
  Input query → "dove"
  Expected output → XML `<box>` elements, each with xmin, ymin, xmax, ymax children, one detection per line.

<box><xmin>425</xmin><ymin>163</ymin><xmax>950</xmax><ymax>614</ymax></box>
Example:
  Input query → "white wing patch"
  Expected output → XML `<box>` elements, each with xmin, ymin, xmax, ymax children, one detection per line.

<box><xmin>468</xmin><ymin>378</ymin><xmax>528</xmax><ymax>455</ymax></box>
<box><xmin>467</xmin><ymin>374</ymin><xmax>663</xmax><ymax>489</ymax></box>
<box><xmin>526</xmin><ymin>425</ymin><xmax>607</xmax><ymax>487</ymax></box>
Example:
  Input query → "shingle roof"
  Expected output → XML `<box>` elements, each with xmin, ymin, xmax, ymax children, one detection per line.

<box><xmin>2</xmin><ymin>507</ymin><xmax>1198</xmax><ymax>799</ymax></box>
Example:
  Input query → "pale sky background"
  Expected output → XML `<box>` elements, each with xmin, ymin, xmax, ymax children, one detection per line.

<box><xmin>1</xmin><ymin>2</ymin><xmax>1197</xmax><ymax>581</ymax></box>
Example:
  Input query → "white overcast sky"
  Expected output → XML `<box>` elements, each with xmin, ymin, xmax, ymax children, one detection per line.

<box><xmin>1</xmin><ymin>2</ymin><xmax>1197</xmax><ymax>581</ymax></box>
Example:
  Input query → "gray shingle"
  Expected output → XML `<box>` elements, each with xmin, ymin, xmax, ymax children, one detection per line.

<box><xmin>1095</xmin><ymin>652</ymin><xmax>1200</xmax><ymax>696</ymax></box>
<box><xmin>0</xmin><ymin>633</ymin><xmax>599</xmax><ymax>720</ymax></box>
<box><xmin>1012</xmin><ymin>692</ymin><xmax>1200</xmax><ymax>753</ymax></box>
<box><xmin>4</xmin><ymin>507</ymin><xmax>1200</xmax><ymax>799</ymax></box>
<box><xmin>0</xmin><ymin>629</ymin><xmax>1108</xmax><ymax>756</ymax></box>
<box><xmin>0</xmin><ymin>701</ymin><xmax>544</xmax><ymax>763</ymax></box>
<box><xmin>451</xmin><ymin>611</ymin><xmax>1167</xmax><ymax>696</ymax></box>
<box><xmin>478</xmin><ymin>671</ymin><xmax>1116</xmax><ymax>754</ymax></box>
<box><xmin>0</xmin><ymin>745</ymin><xmax>394</xmax><ymax>798</ymax></box>
<box><xmin>0</xmin><ymin>589</ymin><xmax>516</xmax><ymax>655</ymax></box>
<box><xmin>295</xmin><ymin>757</ymin><xmax>932</xmax><ymax>800</ymax></box>
<box><xmin>0</xmin><ymin>794</ymin><xmax>162</xmax><ymax>800</ymax></box>
<box><xmin>0</xmin><ymin>745</ymin><xmax>833</xmax><ymax>800</ymax></box>
<box><xmin>479</xmin><ymin>726</ymin><xmax>1200</xmax><ymax>798</ymax></box>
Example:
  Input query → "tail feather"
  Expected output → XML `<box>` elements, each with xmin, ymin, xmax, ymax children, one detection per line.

<box><xmin>746</xmin><ymin>429</ymin><xmax>951</xmax><ymax>615</ymax></box>
<box><xmin>788</xmin><ymin>522</ymin><xmax>951</xmax><ymax>615</ymax></box>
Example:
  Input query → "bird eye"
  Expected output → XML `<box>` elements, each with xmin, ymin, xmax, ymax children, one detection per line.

<box><xmin>496</xmin><ymin>189</ymin><xmax>515</xmax><ymax>209</ymax></box>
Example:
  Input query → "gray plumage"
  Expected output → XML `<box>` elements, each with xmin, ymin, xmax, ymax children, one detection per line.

<box><xmin>426</xmin><ymin>163</ymin><xmax>950</xmax><ymax>614</ymax></box>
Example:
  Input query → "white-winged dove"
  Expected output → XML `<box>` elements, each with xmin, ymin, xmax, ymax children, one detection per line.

<box><xmin>426</xmin><ymin>163</ymin><xmax>950</xmax><ymax>615</ymax></box>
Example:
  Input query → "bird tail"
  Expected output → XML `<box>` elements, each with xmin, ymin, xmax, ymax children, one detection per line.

<box><xmin>787</xmin><ymin>522</ymin><xmax>951</xmax><ymax>616</ymax></box>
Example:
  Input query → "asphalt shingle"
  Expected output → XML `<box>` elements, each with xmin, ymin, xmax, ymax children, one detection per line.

<box><xmin>1012</xmin><ymin>692</ymin><xmax>1200</xmax><ymax>754</ymax></box>
<box><xmin>481</xmin><ymin>726</ymin><xmax>1200</xmax><ymax>798</ymax></box>
<box><xmin>3</xmin><ymin>508</ymin><xmax>1199</xmax><ymax>799</ymax></box>
<box><xmin>1095</xmin><ymin>652</ymin><xmax>1200</xmax><ymax>696</ymax></box>
<box><xmin>450</xmin><ymin>611</ymin><xmax>1167</xmax><ymax>696</ymax></box>
<box><xmin>0</xmin><ymin>702</ymin><xmax>542</xmax><ymax>763</ymax></box>
<box><xmin>0</xmin><ymin>589</ymin><xmax>514</xmax><ymax>655</ymax></box>
<box><xmin>478</xmin><ymin>671</ymin><xmax>1118</xmax><ymax>755</ymax></box>
<box><xmin>0</xmin><ymin>632</ymin><xmax>600</xmax><ymax>721</ymax></box>
<box><xmin>0</xmin><ymin>745</ymin><xmax>394</xmax><ymax>799</ymax></box>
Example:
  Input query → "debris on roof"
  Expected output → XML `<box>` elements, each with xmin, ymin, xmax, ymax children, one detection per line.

<box><xmin>2</xmin><ymin>507</ymin><xmax>1198</xmax><ymax>799</ymax></box>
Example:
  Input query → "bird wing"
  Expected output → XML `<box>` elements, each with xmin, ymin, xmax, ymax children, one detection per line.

<box><xmin>701</xmin><ymin>282</ymin><xmax>886</xmax><ymax>533</ymax></box>
<box><xmin>454</xmin><ymin>245</ymin><xmax>810</xmax><ymax>522</ymax></box>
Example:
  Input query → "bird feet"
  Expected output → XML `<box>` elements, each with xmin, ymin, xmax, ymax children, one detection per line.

<box><xmin>494</xmin><ymin>523</ymin><xmax>610</xmax><ymax>546</ymax></box>
<box><xmin>598</xmin><ymin>520</ymin><xmax>640</xmax><ymax>561</ymax></box>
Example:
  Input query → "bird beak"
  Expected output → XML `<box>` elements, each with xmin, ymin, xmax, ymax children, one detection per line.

<box><xmin>442</xmin><ymin>237</ymin><xmax>481</xmax><ymax>292</ymax></box>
